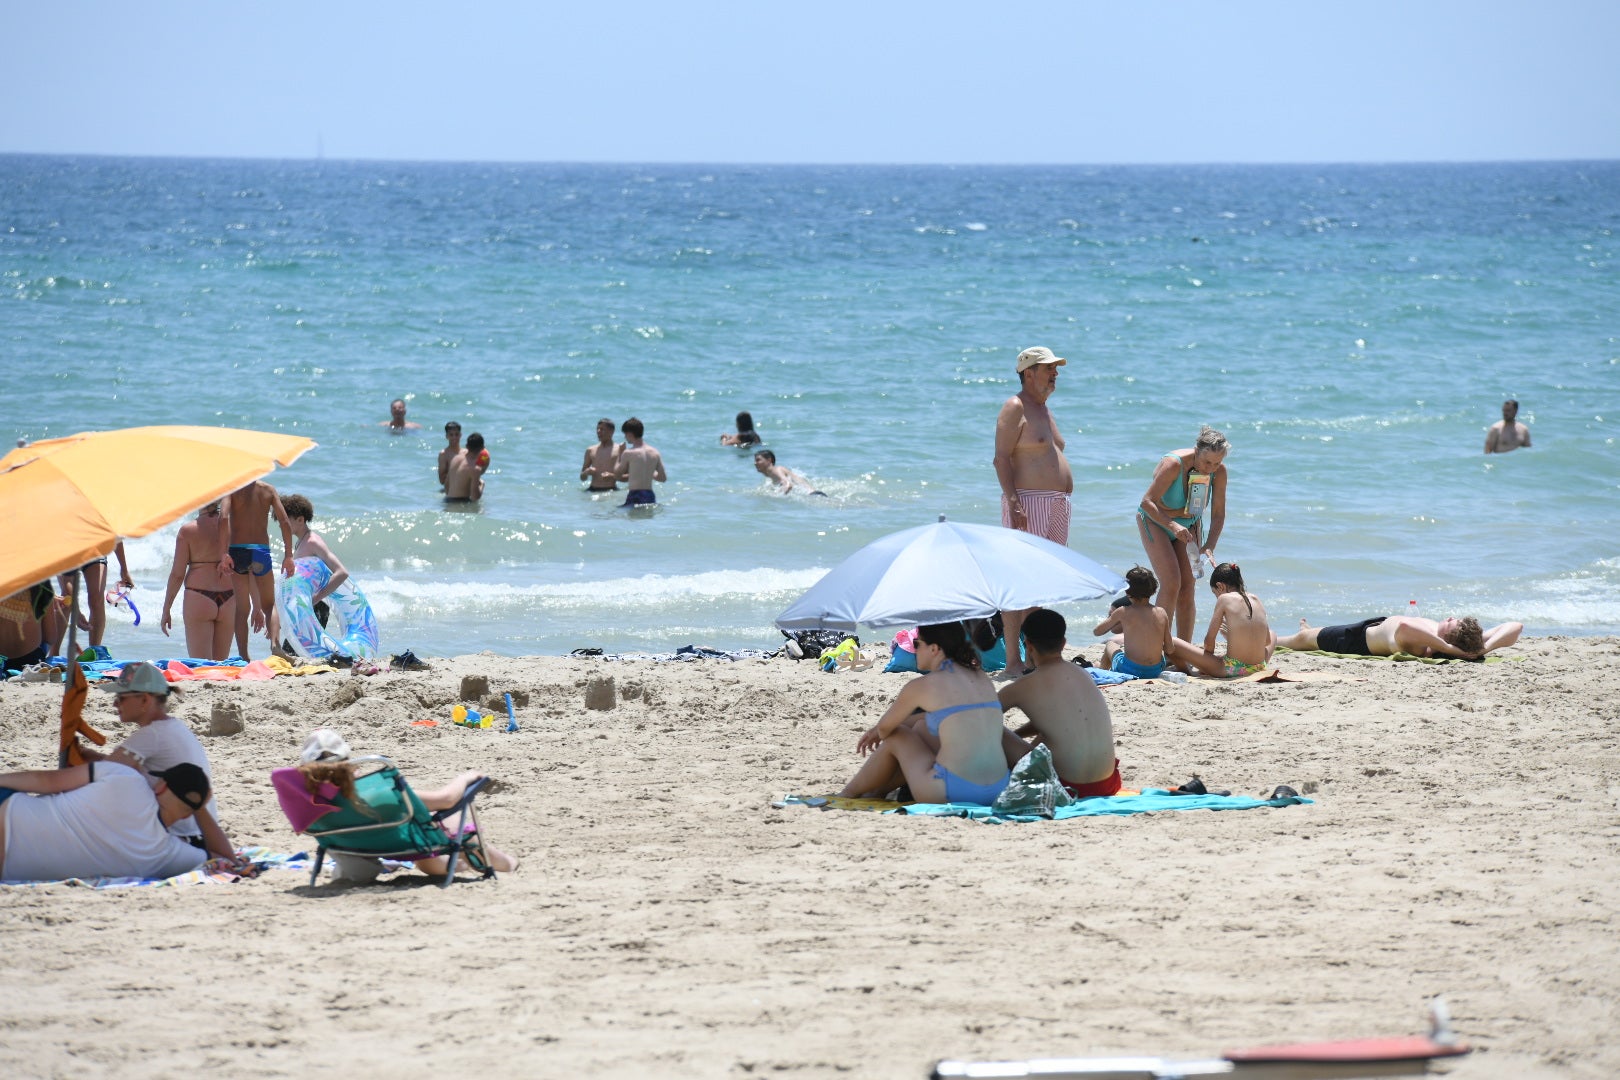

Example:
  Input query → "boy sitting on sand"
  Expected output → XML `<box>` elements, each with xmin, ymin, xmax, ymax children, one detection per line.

<box><xmin>1094</xmin><ymin>566</ymin><xmax>1174</xmax><ymax>679</ymax></box>
<box><xmin>1170</xmin><ymin>562</ymin><xmax>1275</xmax><ymax>678</ymax></box>
<box><xmin>998</xmin><ymin>609</ymin><xmax>1122</xmax><ymax>796</ymax></box>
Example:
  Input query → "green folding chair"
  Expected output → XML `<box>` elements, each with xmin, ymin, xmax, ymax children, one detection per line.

<box><xmin>271</xmin><ymin>756</ymin><xmax>497</xmax><ymax>888</ymax></box>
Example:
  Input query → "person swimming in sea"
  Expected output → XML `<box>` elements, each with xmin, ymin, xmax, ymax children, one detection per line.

<box><xmin>720</xmin><ymin>411</ymin><xmax>761</xmax><ymax>447</ymax></box>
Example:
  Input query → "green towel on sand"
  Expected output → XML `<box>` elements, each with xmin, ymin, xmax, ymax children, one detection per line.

<box><xmin>1274</xmin><ymin>647</ymin><xmax>1518</xmax><ymax>664</ymax></box>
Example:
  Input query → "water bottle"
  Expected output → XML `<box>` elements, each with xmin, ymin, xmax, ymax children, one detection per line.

<box><xmin>1159</xmin><ymin>670</ymin><xmax>1189</xmax><ymax>684</ymax></box>
<box><xmin>1408</xmin><ymin>599</ymin><xmax>1419</xmax><ymax>618</ymax></box>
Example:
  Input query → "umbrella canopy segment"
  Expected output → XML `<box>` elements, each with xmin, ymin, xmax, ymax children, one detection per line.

<box><xmin>775</xmin><ymin>519</ymin><xmax>1127</xmax><ymax>633</ymax></box>
<box><xmin>0</xmin><ymin>425</ymin><xmax>316</xmax><ymax>598</ymax></box>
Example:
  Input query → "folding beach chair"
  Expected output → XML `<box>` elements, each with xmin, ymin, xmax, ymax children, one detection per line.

<box><xmin>271</xmin><ymin>756</ymin><xmax>497</xmax><ymax>888</ymax></box>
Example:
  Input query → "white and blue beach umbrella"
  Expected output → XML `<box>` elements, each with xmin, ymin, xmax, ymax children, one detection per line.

<box><xmin>774</xmin><ymin>517</ymin><xmax>1126</xmax><ymax>633</ymax></box>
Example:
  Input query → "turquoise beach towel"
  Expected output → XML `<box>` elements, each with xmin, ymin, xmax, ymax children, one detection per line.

<box><xmin>891</xmin><ymin>789</ymin><xmax>1311</xmax><ymax>823</ymax></box>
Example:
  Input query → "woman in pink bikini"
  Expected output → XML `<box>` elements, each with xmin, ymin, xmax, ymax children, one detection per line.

<box><xmin>837</xmin><ymin>622</ymin><xmax>1012</xmax><ymax>806</ymax></box>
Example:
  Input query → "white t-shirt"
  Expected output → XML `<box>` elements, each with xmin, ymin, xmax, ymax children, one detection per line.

<box><xmin>117</xmin><ymin>715</ymin><xmax>217</xmax><ymax>840</ymax></box>
<box><xmin>1</xmin><ymin>763</ymin><xmax>206</xmax><ymax>882</ymax></box>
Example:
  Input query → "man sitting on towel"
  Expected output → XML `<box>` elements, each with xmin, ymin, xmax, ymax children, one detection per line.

<box><xmin>0</xmin><ymin>759</ymin><xmax>213</xmax><ymax>883</ymax></box>
<box><xmin>997</xmin><ymin>609</ymin><xmax>1123</xmax><ymax>797</ymax></box>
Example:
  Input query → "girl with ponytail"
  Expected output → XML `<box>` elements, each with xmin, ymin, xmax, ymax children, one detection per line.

<box><xmin>1169</xmin><ymin>561</ymin><xmax>1276</xmax><ymax>678</ymax></box>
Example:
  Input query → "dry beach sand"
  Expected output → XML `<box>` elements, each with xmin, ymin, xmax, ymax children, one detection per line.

<box><xmin>1</xmin><ymin>635</ymin><xmax>1617</xmax><ymax>1078</ymax></box>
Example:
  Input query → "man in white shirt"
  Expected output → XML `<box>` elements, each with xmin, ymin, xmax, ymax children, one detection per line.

<box><xmin>0</xmin><ymin>760</ymin><xmax>211</xmax><ymax>882</ymax></box>
<box><xmin>76</xmin><ymin>661</ymin><xmax>244</xmax><ymax>868</ymax></box>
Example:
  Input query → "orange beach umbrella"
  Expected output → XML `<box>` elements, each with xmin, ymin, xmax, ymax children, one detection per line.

<box><xmin>0</xmin><ymin>425</ymin><xmax>316</xmax><ymax>598</ymax></box>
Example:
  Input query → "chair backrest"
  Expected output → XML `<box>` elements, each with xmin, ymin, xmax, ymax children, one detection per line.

<box><xmin>271</xmin><ymin>762</ymin><xmax>452</xmax><ymax>858</ymax></box>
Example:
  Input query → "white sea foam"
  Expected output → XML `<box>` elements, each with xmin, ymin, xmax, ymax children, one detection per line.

<box><xmin>362</xmin><ymin>567</ymin><xmax>829</xmax><ymax>619</ymax></box>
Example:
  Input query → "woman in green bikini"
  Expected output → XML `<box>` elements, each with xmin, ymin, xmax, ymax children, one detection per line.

<box><xmin>1136</xmin><ymin>426</ymin><xmax>1229</xmax><ymax>642</ymax></box>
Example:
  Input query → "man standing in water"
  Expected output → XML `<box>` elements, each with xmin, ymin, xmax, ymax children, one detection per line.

<box><xmin>616</xmin><ymin>417</ymin><xmax>667</xmax><ymax>508</ymax></box>
<box><xmin>438</xmin><ymin>421</ymin><xmax>462</xmax><ymax>490</ymax></box>
<box><xmin>444</xmin><ymin>433</ymin><xmax>488</xmax><ymax>503</ymax></box>
<box><xmin>993</xmin><ymin>346</ymin><xmax>1074</xmax><ymax>672</ymax></box>
<box><xmin>218</xmin><ymin>480</ymin><xmax>295</xmax><ymax>660</ymax></box>
<box><xmin>1485</xmin><ymin>399</ymin><xmax>1531</xmax><ymax>453</ymax></box>
<box><xmin>580</xmin><ymin>418</ymin><xmax>622</xmax><ymax>492</ymax></box>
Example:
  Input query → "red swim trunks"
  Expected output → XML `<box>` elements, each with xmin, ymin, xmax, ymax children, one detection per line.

<box><xmin>1063</xmin><ymin>760</ymin><xmax>1123</xmax><ymax>798</ymax></box>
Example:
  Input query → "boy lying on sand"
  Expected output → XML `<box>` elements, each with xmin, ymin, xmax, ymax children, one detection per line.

<box><xmin>1276</xmin><ymin>614</ymin><xmax>1522</xmax><ymax>659</ymax></box>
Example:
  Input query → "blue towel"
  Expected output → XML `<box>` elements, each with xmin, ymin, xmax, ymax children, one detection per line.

<box><xmin>890</xmin><ymin>789</ymin><xmax>1311</xmax><ymax>822</ymax></box>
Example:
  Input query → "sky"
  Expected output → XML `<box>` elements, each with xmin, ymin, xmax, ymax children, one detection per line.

<box><xmin>5</xmin><ymin>0</ymin><xmax>1618</xmax><ymax>164</ymax></box>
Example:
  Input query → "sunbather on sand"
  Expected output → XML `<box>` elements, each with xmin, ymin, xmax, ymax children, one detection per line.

<box><xmin>1276</xmin><ymin>613</ymin><xmax>1521</xmax><ymax>659</ymax></box>
<box><xmin>837</xmin><ymin>622</ymin><xmax>1012</xmax><ymax>805</ymax></box>
<box><xmin>295</xmin><ymin>729</ymin><xmax>519</xmax><ymax>875</ymax></box>
<box><xmin>1168</xmin><ymin>563</ymin><xmax>1275</xmax><ymax>678</ymax></box>
<box><xmin>997</xmin><ymin>609</ymin><xmax>1121</xmax><ymax>796</ymax></box>
<box><xmin>1094</xmin><ymin>566</ymin><xmax>1174</xmax><ymax>678</ymax></box>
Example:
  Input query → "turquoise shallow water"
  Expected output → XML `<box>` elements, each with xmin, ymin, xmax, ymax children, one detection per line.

<box><xmin>3</xmin><ymin>156</ymin><xmax>1617</xmax><ymax>658</ymax></box>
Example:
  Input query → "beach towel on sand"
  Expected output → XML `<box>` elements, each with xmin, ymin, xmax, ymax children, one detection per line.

<box><xmin>774</xmin><ymin>789</ymin><xmax>1311</xmax><ymax>822</ymax></box>
<box><xmin>0</xmin><ymin>848</ymin><xmax>310</xmax><ymax>890</ymax></box>
<box><xmin>1274</xmin><ymin>647</ymin><xmax>1516</xmax><ymax>665</ymax></box>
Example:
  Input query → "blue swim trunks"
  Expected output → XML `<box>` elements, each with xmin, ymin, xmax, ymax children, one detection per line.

<box><xmin>1111</xmin><ymin>651</ymin><xmax>1169</xmax><ymax>679</ymax></box>
<box><xmin>931</xmin><ymin>763</ymin><xmax>1011</xmax><ymax>806</ymax></box>
<box><xmin>622</xmin><ymin>489</ymin><xmax>656</xmax><ymax>508</ymax></box>
<box><xmin>229</xmin><ymin>544</ymin><xmax>273</xmax><ymax>576</ymax></box>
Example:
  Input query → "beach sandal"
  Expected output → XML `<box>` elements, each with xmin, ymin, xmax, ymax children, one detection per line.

<box><xmin>1167</xmin><ymin>775</ymin><xmax>1231</xmax><ymax>797</ymax></box>
<box><xmin>1268</xmin><ymin>784</ymin><xmax>1300</xmax><ymax>799</ymax></box>
<box><xmin>390</xmin><ymin>650</ymin><xmax>430</xmax><ymax>671</ymax></box>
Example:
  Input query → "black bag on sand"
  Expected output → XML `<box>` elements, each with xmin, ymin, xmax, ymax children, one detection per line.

<box><xmin>780</xmin><ymin>629</ymin><xmax>857</xmax><ymax>660</ymax></box>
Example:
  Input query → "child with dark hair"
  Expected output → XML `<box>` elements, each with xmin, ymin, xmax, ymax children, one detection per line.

<box><xmin>1093</xmin><ymin>566</ymin><xmax>1174</xmax><ymax>678</ymax></box>
<box><xmin>997</xmin><ymin>609</ymin><xmax>1122</xmax><ymax>796</ymax></box>
<box><xmin>836</xmin><ymin>622</ymin><xmax>1011</xmax><ymax>806</ymax></box>
<box><xmin>1169</xmin><ymin>562</ymin><xmax>1275</xmax><ymax>678</ymax></box>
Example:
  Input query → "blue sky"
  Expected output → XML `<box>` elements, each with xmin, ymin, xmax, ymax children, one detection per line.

<box><xmin>6</xmin><ymin>0</ymin><xmax>1618</xmax><ymax>164</ymax></box>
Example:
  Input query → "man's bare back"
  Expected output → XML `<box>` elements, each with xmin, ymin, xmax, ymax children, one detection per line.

<box><xmin>444</xmin><ymin>452</ymin><xmax>484</xmax><ymax>501</ymax></box>
<box><xmin>619</xmin><ymin>443</ymin><xmax>666</xmax><ymax>492</ymax></box>
<box><xmin>999</xmin><ymin>647</ymin><xmax>1115</xmax><ymax>787</ymax></box>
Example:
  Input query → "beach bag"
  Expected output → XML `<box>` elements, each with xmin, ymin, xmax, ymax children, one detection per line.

<box><xmin>993</xmin><ymin>744</ymin><xmax>1074</xmax><ymax>819</ymax></box>
<box><xmin>884</xmin><ymin>628</ymin><xmax>920</xmax><ymax>673</ymax></box>
<box><xmin>781</xmin><ymin>628</ymin><xmax>853</xmax><ymax>660</ymax></box>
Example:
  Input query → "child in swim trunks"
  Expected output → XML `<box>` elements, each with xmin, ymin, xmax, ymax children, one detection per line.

<box><xmin>1169</xmin><ymin>563</ymin><xmax>1275</xmax><ymax>679</ymax></box>
<box><xmin>1094</xmin><ymin>566</ymin><xmax>1174</xmax><ymax>679</ymax></box>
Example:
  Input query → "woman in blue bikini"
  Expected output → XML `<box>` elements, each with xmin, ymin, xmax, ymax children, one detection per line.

<box><xmin>837</xmin><ymin>622</ymin><xmax>1012</xmax><ymax>806</ymax></box>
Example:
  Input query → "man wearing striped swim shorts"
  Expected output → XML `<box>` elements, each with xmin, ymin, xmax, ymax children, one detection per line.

<box><xmin>993</xmin><ymin>346</ymin><xmax>1075</xmax><ymax>672</ymax></box>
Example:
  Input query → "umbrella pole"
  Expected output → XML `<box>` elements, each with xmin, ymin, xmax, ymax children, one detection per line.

<box><xmin>60</xmin><ymin>567</ymin><xmax>82</xmax><ymax>769</ymax></box>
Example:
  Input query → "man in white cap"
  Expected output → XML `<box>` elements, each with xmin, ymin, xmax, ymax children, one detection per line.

<box><xmin>75</xmin><ymin>661</ymin><xmax>248</xmax><ymax>871</ymax></box>
<box><xmin>993</xmin><ymin>346</ymin><xmax>1075</xmax><ymax>672</ymax></box>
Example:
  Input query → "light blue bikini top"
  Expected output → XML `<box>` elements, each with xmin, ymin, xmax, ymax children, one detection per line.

<box><xmin>923</xmin><ymin>701</ymin><xmax>1000</xmax><ymax>736</ymax></box>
